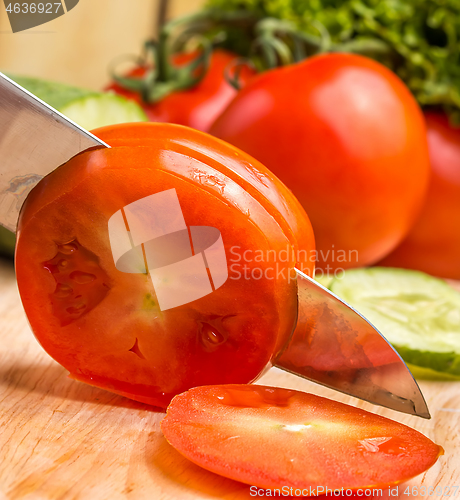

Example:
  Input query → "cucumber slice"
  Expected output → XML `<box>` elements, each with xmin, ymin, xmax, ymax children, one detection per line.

<box><xmin>0</xmin><ymin>76</ymin><xmax>148</xmax><ymax>257</ymax></box>
<box><xmin>406</xmin><ymin>363</ymin><xmax>460</xmax><ymax>381</ymax></box>
<box><xmin>60</xmin><ymin>93</ymin><xmax>147</xmax><ymax>130</ymax></box>
<box><xmin>7</xmin><ymin>75</ymin><xmax>147</xmax><ymax>130</ymax></box>
<box><xmin>329</xmin><ymin>267</ymin><xmax>460</xmax><ymax>380</ymax></box>
<box><xmin>314</xmin><ymin>272</ymin><xmax>334</xmax><ymax>288</ymax></box>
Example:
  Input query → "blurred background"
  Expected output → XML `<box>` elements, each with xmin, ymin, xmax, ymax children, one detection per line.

<box><xmin>0</xmin><ymin>0</ymin><xmax>204</xmax><ymax>88</ymax></box>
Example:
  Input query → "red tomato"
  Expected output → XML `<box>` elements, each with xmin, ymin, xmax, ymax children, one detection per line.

<box><xmin>210</xmin><ymin>53</ymin><xmax>430</xmax><ymax>272</ymax></box>
<box><xmin>162</xmin><ymin>384</ymin><xmax>443</xmax><ymax>490</ymax></box>
<box><xmin>379</xmin><ymin>112</ymin><xmax>460</xmax><ymax>279</ymax></box>
<box><xmin>107</xmin><ymin>49</ymin><xmax>255</xmax><ymax>132</ymax></box>
<box><xmin>15</xmin><ymin>123</ymin><xmax>315</xmax><ymax>409</ymax></box>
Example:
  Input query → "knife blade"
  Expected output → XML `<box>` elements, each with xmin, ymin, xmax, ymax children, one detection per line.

<box><xmin>276</xmin><ymin>269</ymin><xmax>430</xmax><ymax>418</ymax></box>
<box><xmin>0</xmin><ymin>71</ymin><xmax>108</xmax><ymax>232</ymax></box>
<box><xmin>0</xmin><ymin>72</ymin><xmax>430</xmax><ymax>418</ymax></box>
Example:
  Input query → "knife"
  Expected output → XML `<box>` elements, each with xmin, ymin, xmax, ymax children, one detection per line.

<box><xmin>0</xmin><ymin>72</ymin><xmax>430</xmax><ymax>418</ymax></box>
<box><xmin>0</xmin><ymin>72</ymin><xmax>109</xmax><ymax>233</ymax></box>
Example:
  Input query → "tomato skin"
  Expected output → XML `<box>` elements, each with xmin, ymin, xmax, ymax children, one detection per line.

<box><xmin>15</xmin><ymin>123</ymin><xmax>315</xmax><ymax>408</ymax></box>
<box><xmin>107</xmin><ymin>49</ymin><xmax>255</xmax><ymax>132</ymax></box>
<box><xmin>162</xmin><ymin>384</ymin><xmax>443</xmax><ymax>490</ymax></box>
<box><xmin>91</xmin><ymin>123</ymin><xmax>315</xmax><ymax>265</ymax></box>
<box><xmin>210</xmin><ymin>53</ymin><xmax>430</xmax><ymax>271</ymax></box>
<box><xmin>379</xmin><ymin>112</ymin><xmax>460</xmax><ymax>279</ymax></box>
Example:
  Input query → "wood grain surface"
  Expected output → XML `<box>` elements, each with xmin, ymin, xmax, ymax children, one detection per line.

<box><xmin>0</xmin><ymin>257</ymin><xmax>459</xmax><ymax>500</ymax></box>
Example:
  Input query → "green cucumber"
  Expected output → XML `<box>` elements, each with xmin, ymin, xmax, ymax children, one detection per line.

<box><xmin>406</xmin><ymin>363</ymin><xmax>460</xmax><ymax>382</ymax></box>
<box><xmin>8</xmin><ymin>75</ymin><xmax>147</xmax><ymax>130</ymax></box>
<box><xmin>0</xmin><ymin>76</ymin><xmax>148</xmax><ymax>257</ymax></box>
<box><xmin>58</xmin><ymin>93</ymin><xmax>147</xmax><ymax>130</ymax></box>
<box><xmin>0</xmin><ymin>227</ymin><xmax>16</xmax><ymax>259</ymax></box>
<box><xmin>328</xmin><ymin>267</ymin><xmax>460</xmax><ymax>381</ymax></box>
<box><xmin>314</xmin><ymin>272</ymin><xmax>334</xmax><ymax>288</ymax></box>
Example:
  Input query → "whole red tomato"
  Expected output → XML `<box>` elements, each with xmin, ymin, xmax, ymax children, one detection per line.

<box><xmin>15</xmin><ymin>123</ymin><xmax>315</xmax><ymax>409</ymax></box>
<box><xmin>107</xmin><ymin>49</ymin><xmax>255</xmax><ymax>132</ymax></box>
<box><xmin>210</xmin><ymin>53</ymin><xmax>430</xmax><ymax>273</ymax></box>
<box><xmin>379</xmin><ymin>112</ymin><xmax>460</xmax><ymax>279</ymax></box>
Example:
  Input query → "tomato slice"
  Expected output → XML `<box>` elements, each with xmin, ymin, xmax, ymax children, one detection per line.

<box><xmin>15</xmin><ymin>123</ymin><xmax>315</xmax><ymax>408</ymax></box>
<box><xmin>92</xmin><ymin>122</ymin><xmax>315</xmax><ymax>272</ymax></box>
<box><xmin>161</xmin><ymin>385</ymin><xmax>443</xmax><ymax>490</ymax></box>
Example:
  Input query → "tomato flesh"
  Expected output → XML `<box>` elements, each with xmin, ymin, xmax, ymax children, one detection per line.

<box><xmin>43</xmin><ymin>240</ymin><xmax>111</xmax><ymax>326</ymax></box>
<box><xmin>15</xmin><ymin>123</ymin><xmax>315</xmax><ymax>408</ymax></box>
<box><xmin>162</xmin><ymin>384</ymin><xmax>443</xmax><ymax>490</ymax></box>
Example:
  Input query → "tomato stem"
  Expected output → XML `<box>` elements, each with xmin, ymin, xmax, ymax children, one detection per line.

<box><xmin>110</xmin><ymin>8</ymin><xmax>258</xmax><ymax>104</ymax></box>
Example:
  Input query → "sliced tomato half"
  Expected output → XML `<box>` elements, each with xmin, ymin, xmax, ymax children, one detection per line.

<box><xmin>161</xmin><ymin>384</ymin><xmax>443</xmax><ymax>491</ymax></box>
<box><xmin>15</xmin><ymin>123</ymin><xmax>315</xmax><ymax>408</ymax></box>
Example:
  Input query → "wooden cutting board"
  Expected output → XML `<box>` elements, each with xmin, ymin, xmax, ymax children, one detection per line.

<box><xmin>0</xmin><ymin>258</ymin><xmax>459</xmax><ymax>500</ymax></box>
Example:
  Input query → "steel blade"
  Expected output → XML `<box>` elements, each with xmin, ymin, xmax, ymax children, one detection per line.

<box><xmin>0</xmin><ymin>72</ymin><xmax>108</xmax><ymax>233</ymax></box>
<box><xmin>275</xmin><ymin>269</ymin><xmax>430</xmax><ymax>418</ymax></box>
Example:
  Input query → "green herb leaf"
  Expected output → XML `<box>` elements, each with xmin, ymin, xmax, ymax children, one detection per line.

<box><xmin>206</xmin><ymin>0</ymin><xmax>460</xmax><ymax>121</ymax></box>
